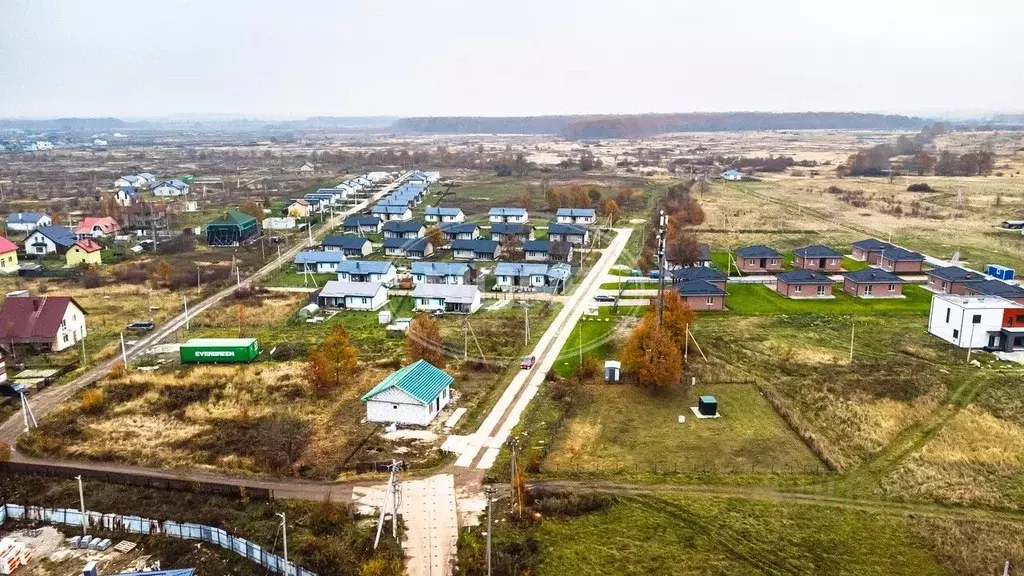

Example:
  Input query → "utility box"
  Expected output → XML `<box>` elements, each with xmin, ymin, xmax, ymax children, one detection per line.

<box><xmin>180</xmin><ymin>338</ymin><xmax>260</xmax><ymax>364</ymax></box>
<box><xmin>698</xmin><ymin>395</ymin><xmax>718</xmax><ymax>417</ymax></box>
<box><xmin>986</xmin><ymin>264</ymin><xmax>1015</xmax><ymax>281</ymax></box>
<box><xmin>604</xmin><ymin>360</ymin><xmax>621</xmax><ymax>383</ymax></box>
<box><xmin>378</xmin><ymin>310</ymin><xmax>392</xmax><ymax>325</ymax></box>
<box><xmin>82</xmin><ymin>561</ymin><xmax>98</xmax><ymax>576</ymax></box>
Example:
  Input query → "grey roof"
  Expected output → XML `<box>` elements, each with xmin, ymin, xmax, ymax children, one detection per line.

<box><xmin>322</xmin><ymin>235</ymin><xmax>370</xmax><ymax>249</ymax></box>
<box><xmin>495</xmin><ymin>262</ymin><xmax>550</xmax><ymax>277</ymax></box>
<box><xmin>372</xmin><ymin>204</ymin><xmax>410</xmax><ymax>214</ymax></box>
<box><xmin>377</xmin><ymin>197</ymin><xmax>412</xmax><ymax>206</ymax></box>
<box><xmin>452</xmin><ymin>239</ymin><xmax>499</xmax><ymax>253</ymax></box>
<box><xmin>425</xmin><ymin>207</ymin><xmax>463</xmax><ymax>216</ymax></box>
<box><xmin>777</xmin><ymin>269</ymin><xmax>834</xmax><ymax>284</ymax></box>
<box><xmin>440</xmin><ymin>222</ymin><xmax>478</xmax><ymax>234</ymax></box>
<box><xmin>843</xmin><ymin>268</ymin><xmax>905</xmax><ymax>284</ymax></box>
<box><xmin>382</xmin><ymin>220</ymin><xmax>425</xmax><ymax>233</ymax></box>
<box><xmin>336</xmin><ymin>260</ymin><xmax>395</xmax><ymax>275</ymax></box>
<box><xmin>736</xmin><ymin>245</ymin><xmax>781</xmax><ymax>258</ymax></box>
<box><xmin>670</xmin><ymin>266</ymin><xmax>727</xmax><ymax>283</ymax></box>
<box><xmin>319</xmin><ymin>280</ymin><xmax>385</xmax><ymax>298</ymax></box>
<box><xmin>33</xmin><ymin>225</ymin><xmax>76</xmax><ymax>247</ymax></box>
<box><xmin>412</xmin><ymin>262</ymin><xmax>472</xmax><ymax>276</ymax></box>
<box><xmin>556</xmin><ymin>208</ymin><xmax>596</xmax><ymax>217</ymax></box>
<box><xmin>295</xmin><ymin>250</ymin><xmax>346</xmax><ymax>264</ymax></box>
<box><xmin>851</xmin><ymin>238</ymin><xmax>892</xmax><ymax>251</ymax></box>
<box><xmin>547</xmin><ymin>222</ymin><xmax>587</xmax><ymax>236</ymax></box>
<box><xmin>344</xmin><ymin>215</ymin><xmax>381</xmax><ymax>227</ymax></box>
<box><xmin>928</xmin><ymin>266</ymin><xmax>986</xmax><ymax>282</ymax></box>
<box><xmin>879</xmin><ymin>247</ymin><xmax>924</xmax><ymax>261</ymax></box>
<box><xmin>677</xmin><ymin>280</ymin><xmax>727</xmax><ymax>296</ymax></box>
<box><xmin>491</xmin><ymin>222</ymin><xmax>532</xmax><ymax>235</ymax></box>
<box><xmin>156</xmin><ymin>179</ymin><xmax>187</xmax><ymax>190</ymax></box>
<box><xmin>489</xmin><ymin>207</ymin><xmax>527</xmax><ymax>216</ymax></box>
<box><xmin>965</xmin><ymin>279</ymin><xmax>1024</xmax><ymax>299</ymax></box>
<box><xmin>546</xmin><ymin>263</ymin><xmax>572</xmax><ymax>280</ymax></box>
<box><xmin>524</xmin><ymin>240</ymin><xmax>551</xmax><ymax>252</ymax></box>
<box><xmin>6</xmin><ymin>212</ymin><xmax>47</xmax><ymax>225</ymax></box>
<box><xmin>413</xmin><ymin>283</ymin><xmax>480</xmax><ymax>303</ymax></box>
<box><xmin>383</xmin><ymin>237</ymin><xmax>431</xmax><ymax>252</ymax></box>
<box><xmin>793</xmin><ymin>245</ymin><xmax>842</xmax><ymax>259</ymax></box>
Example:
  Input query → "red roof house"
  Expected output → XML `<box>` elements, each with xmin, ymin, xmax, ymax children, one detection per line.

<box><xmin>74</xmin><ymin>216</ymin><xmax>120</xmax><ymax>238</ymax></box>
<box><xmin>0</xmin><ymin>295</ymin><xmax>88</xmax><ymax>353</ymax></box>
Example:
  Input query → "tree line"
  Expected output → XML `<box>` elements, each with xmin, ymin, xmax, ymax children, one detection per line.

<box><xmin>843</xmin><ymin>123</ymin><xmax>995</xmax><ymax>177</ymax></box>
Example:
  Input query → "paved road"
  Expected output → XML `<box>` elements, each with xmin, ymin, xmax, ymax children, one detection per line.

<box><xmin>0</xmin><ymin>174</ymin><xmax>408</xmax><ymax>447</ymax></box>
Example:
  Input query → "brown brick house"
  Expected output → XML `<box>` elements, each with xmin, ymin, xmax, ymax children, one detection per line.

<box><xmin>735</xmin><ymin>245</ymin><xmax>782</xmax><ymax>273</ymax></box>
<box><xmin>677</xmin><ymin>280</ymin><xmax>726</xmax><ymax>311</ymax></box>
<box><xmin>878</xmin><ymin>247</ymin><xmax>925</xmax><ymax>273</ymax></box>
<box><xmin>792</xmin><ymin>245</ymin><xmax>843</xmax><ymax>272</ymax></box>
<box><xmin>963</xmin><ymin>279</ymin><xmax>1024</xmax><ymax>304</ymax></box>
<box><xmin>926</xmin><ymin>266</ymin><xmax>986</xmax><ymax>294</ymax></box>
<box><xmin>842</xmin><ymin>268</ymin><xmax>906</xmax><ymax>298</ymax></box>
<box><xmin>668</xmin><ymin>266</ymin><xmax>727</xmax><ymax>290</ymax></box>
<box><xmin>850</xmin><ymin>238</ymin><xmax>891</xmax><ymax>264</ymax></box>
<box><xmin>776</xmin><ymin>269</ymin><xmax>834</xmax><ymax>299</ymax></box>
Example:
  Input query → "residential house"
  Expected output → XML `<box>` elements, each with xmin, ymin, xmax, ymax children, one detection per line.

<box><xmin>669</xmin><ymin>266</ymin><xmax>727</xmax><ymax>290</ymax></box>
<box><xmin>878</xmin><ymin>247</ymin><xmax>925</xmax><ymax>273</ymax></box>
<box><xmin>412</xmin><ymin>262</ymin><xmax>476</xmax><ymax>285</ymax></box>
<box><xmin>24</xmin><ymin>225</ymin><xmax>76</xmax><ymax>255</ymax></box>
<box><xmin>926</xmin><ymin>266</ymin><xmax>986</xmax><ymax>294</ymax></box>
<box><xmin>382</xmin><ymin>220</ymin><xmax>426</xmax><ymax>240</ymax></box>
<box><xmin>550</xmin><ymin>241</ymin><xmax>574</xmax><ymax>264</ymax></box>
<box><xmin>722</xmin><ymin>169</ymin><xmax>743</xmax><ymax>181</ymax></box>
<box><xmin>928</xmin><ymin>294</ymin><xmax>1024</xmax><ymax>351</ymax></box>
<box><xmin>488</xmin><ymin>207</ymin><xmax>529</xmax><ymax>223</ymax></box>
<box><xmin>152</xmin><ymin>180</ymin><xmax>190</xmax><ymax>197</ymax></box>
<box><xmin>383</xmin><ymin>237</ymin><xmax>433</xmax><ymax>259</ymax></box>
<box><xmin>5</xmin><ymin>212</ymin><xmax>51</xmax><ymax>233</ymax></box>
<box><xmin>735</xmin><ymin>245</ymin><xmax>783</xmax><ymax>273</ymax></box>
<box><xmin>316</xmin><ymin>281</ymin><xmax>388</xmax><ymax>311</ymax></box>
<box><xmin>115</xmin><ymin>187</ymin><xmax>139</xmax><ymax>207</ymax></box>
<box><xmin>490</xmin><ymin>222</ymin><xmax>535</xmax><ymax>243</ymax></box>
<box><xmin>66</xmin><ymin>239</ymin><xmax>103</xmax><ymax>266</ymax></box>
<box><xmin>135</xmin><ymin>173</ymin><xmax>157</xmax><ymax>187</ymax></box>
<box><xmin>315</xmin><ymin>187</ymin><xmax>347</xmax><ymax>203</ymax></box>
<box><xmin>371</xmin><ymin>204</ymin><xmax>413</xmax><ymax>221</ymax></box>
<box><xmin>361</xmin><ymin>359</ymin><xmax>454</xmax><ymax>426</ymax></box>
<box><xmin>546</xmin><ymin>263</ymin><xmax>573</xmax><ymax>292</ymax></box>
<box><xmin>494</xmin><ymin>262</ymin><xmax>550</xmax><ymax>291</ymax></box>
<box><xmin>114</xmin><ymin>174</ymin><xmax>146</xmax><ymax>188</ymax></box>
<box><xmin>452</xmin><ymin>239</ymin><xmax>500</xmax><ymax>260</ymax></box>
<box><xmin>74</xmin><ymin>216</ymin><xmax>120</xmax><ymax>239</ymax></box>
<box><xmin>555</xmin><ymin>208</ymin><xmax>597</xmax><ymax>225</ymax></box>
<box><xmin>322</xmin><ymin>235</ymin><xmax>373</xmax><ymax>257</ymax></box>
<box><xmin>123</xmin><ymin>202</ymin><xmax>171</xmax><ymax>237</ymax></box>
<box><xmin>206</xmin><ymin>210</ymin><xmax>258</xmax><ymax>246</ymax></box>
<box><xmin>336</xmin><ymin>261</ymin><xmax>397</xmax><ymax>286</ymax></box>
<box><xmin>792</xmin><ymin>245</ymin><xmax>843</xmax><ymax>272</ymax></box>
<box><xmin>677</xmin><ymin>280</ymin><xmax>727</xmax><ymax>311</ymax></box>
<box><xmin>343</xmin><ymin>215</ymin><xmax>382</xmax><ymax>234</ymax></box>
<box><xmin>298</xmin><ymin>161</ymin><xmax>315</xmax><ymax>172</ymax></box>
<box><xmin>439</xmin><ymin>222</ymin><xmax>479</xmax><ymax>243</ymax></box>
<box><xmin>524</xmin><ymin>240</ymin><xmax>552</xmax><ymax>262</ymax></box>
<box><xmin>963</xmin><ymin>279</ymin><xmax>1024</xmax><ymax>304</ymax></box>
<box><xmin>262</xmin><ymin>217</ymin><xmax>296</xmax><ymax>230</ymax></box>
<box><xmin>294</xmin><ymin>251</ymin><xmax>346</xmax><ymax>274</ymax></box>
<box><xmin>286</xmin><ymin>199</ymin><xmax>312</xmax><ymax>219</ymax></box>
<box><xmin>842</xmin><ymin>268</ymin><xmax>906</xmax><ymax>298</ymax></box>
<box><xmin>0</xmin><ymin>295</ymin><xmax>87</xmax><ymax>352</ymax></box>
<box><xmin>850</xmin><ymin>238</ymin><xmax>891</xmax><ymax>263</ymax></box>
<box><xmin>547</xmin><ymin>222</ymin><xmax>589</xmax><ymax>245</ymax></box>
<box><xmin>413</xmin><ymin>284</ymin><xmax>482</xmax><ymax>314</ymax></box>
<box><xmin>775</xmin><ymin>269</ymin><xmax>834</xmax><ymax>299</ymax></box>
<box><xmin>425</xmin><ymin>207</ymin><xmax>465</xmax><ymax>223</ymax></box>
<box><xmin>0</xmin><ymin>236</ymin><xmax>18</xmax><ymax>273</ymax></box>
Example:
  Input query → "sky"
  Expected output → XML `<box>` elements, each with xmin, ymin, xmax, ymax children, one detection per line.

<box><xmin>2</xmin><ymin>0</ymin><xmax>1023</xmax><ymax>119</ymax></box>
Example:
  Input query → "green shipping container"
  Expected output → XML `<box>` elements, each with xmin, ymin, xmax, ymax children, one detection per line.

<box><xmin>180</xmin><ymin>338</ymin><xmax>259</xmax><ymax>364</ymax></box>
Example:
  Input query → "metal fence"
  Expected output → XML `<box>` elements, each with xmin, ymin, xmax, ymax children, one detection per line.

<box><xmin>0</xmin><ymin>503</ymin><xmax>316</xmax><ymax>576</ymax></box>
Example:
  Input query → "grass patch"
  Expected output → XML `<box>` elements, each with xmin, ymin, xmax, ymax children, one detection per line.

<box><xmin>724</xmin><ymin>283</ymin><xmax>932</xmax><ymax>316</ymax></box>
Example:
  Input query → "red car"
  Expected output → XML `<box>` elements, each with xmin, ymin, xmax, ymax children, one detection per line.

<box><xmin>520</xmin><ymin>355</ymin><xmax>536</xmax><ymax>369</ymax></box>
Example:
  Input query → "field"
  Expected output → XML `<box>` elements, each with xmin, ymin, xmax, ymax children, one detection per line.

<box><xmin>724</xmin><ymin>283</ymin><xmax>933</xmax><ymax>315</ymax></box>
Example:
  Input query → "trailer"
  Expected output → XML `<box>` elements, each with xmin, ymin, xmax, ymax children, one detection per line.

<box><xmin>180</xmin><ymin>338</ymin><xmax>259</xmax><ymax>364</ymax></box>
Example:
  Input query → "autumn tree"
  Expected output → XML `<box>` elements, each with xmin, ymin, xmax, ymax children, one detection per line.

<box><xmin>568</xmin><ymin>184</ymin><xmax>590</xmax><ymax>208</ymax></box>
<box><xmin>621</xmin><ymin>314</ymin><xmax>682</xmax><ymax>389</ymax></box>
<box><xmin>616</xmin><ymin>187</ymin><xmax>637</xmax><ymax>208</ymax></box>
<box><xmin>656</xmin><ymin>291</ymin><xmax>696</xmax><ymax>352</ymax></box>
<box><xmin>518</xmin><ymin>190</ymin><xmax>534</xmax><ymax>212</ymax></box>
<box><xmin>254</xmin><ymin>412</ymin><xmax>312</xmax><ymax>472</ymax></box>
<box><xmin>587</xmin><ymin>187</ymin><xmax>602</xmax><ymax>206</ymax></box>
<box><xmin>666</xmin><ymin>230</ymin><xmax>704</xmax><ymax>267</ymax></box>
<box><xmin>604</xmin><ymin>199</ymin><xmax>621</xmax><ymax>224</ymax></box>
<box><xmin>425</xmin><ymin>225</ymin><xmax>445</xmax><ymax>249</ymax></box>
<box><xmin>240</xmin><ymin>200</ymin><xmax>264</xmax><ymax>227</ymax></box>
<box><xmin>546</xmin><ymin>187</ymin><xmax>566</xmax><ymax>211</ymax></box>
<box><xmin>406</xmin><ymin>315</ymin><xmax>445</xmax><ymax>368</ymax></box>
<box><xmin>307</xmin><ymin>325</ymin><xmax>359</xmax><ymax>395</ymax></box>
<box><xmin>502</xmin><ymin>234</ymin><xmax>525</xmax><ymax>261</ymax></box>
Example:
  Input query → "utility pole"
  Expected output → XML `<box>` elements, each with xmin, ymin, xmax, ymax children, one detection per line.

<box><xmin>967</xmin><ymin>321</ymin><xmax>977</xmax><ymax>364</ymax></box>
<box><xmin>578</xmin><ymin>321</ymin><xmax>583</xmax><ymax>369</ymax></box>
<box><xmin>277</xmin><ymin>512</ymin><xmax>288</xmax><ymax>569</ymax></box>
<box><xmin>656</xmin><ymin>210</ymin><xmax>668</xmax><ymax>326</ymax></box>
<box><xmin>849</xmin><ymin>322</ymin><xmax>855</xmax><ymax>363</ymax></box>
<box><xmin>120</xmin><ymin>332</ymin><xmax>128</xmax><ymax>370</ymax></box>
<box><xmin>183</xmin><ymin>296</ymin><xmax>190</xmax><ymax>330</ymax></box>
<box><xmin>374</xmin><ymin>460</ymin><xmax>400</xmax><ymax>549</ymax></box>
<box><xmin>80</xmin><ymin>338</ymin><xmax>86</xmax><ymax>366</ymax></box>
<box><xmin>523</xmin><ymin>302</ymin><xmax>530</xmax><ymax>346</ymax></box>
<box><xmin>196</xmin><ymin>266</ymin><xmax>202</xmax><ymax>294</ymax></box>
<box><xmin>19</xmin><ymin>390</ymin><xmax>37</xmax><ymax>432</ymax></box>
<box><xmin>76</xmin><ymin>475</ymin><xmax>87</xmax><ymax>536</ymax></box>
<box><xmin>484</xmin><ymin>485</ymin><xmax>497</xmax><ymax>576</ymax></box>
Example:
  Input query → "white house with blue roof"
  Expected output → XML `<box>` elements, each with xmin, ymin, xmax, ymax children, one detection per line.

<box><xmin>424</xmin><ymin>207</ymin><xmax>465</xmax><ymax>223</ymax></box>
<box><xmin>152</xmin><ymin>180</ymin><xmax>190</xmax><ymax>197</ymax></box>
<box><xmin>555</xmin><ymin>208</ymin><xmax>597</xmax><ymax>225</ymax></box>
<box><xmin>5</xmin><ymin>212</ymin><xmax>52</xmax><ymax>233</ymax></box>
<box><xmin>488</xmin><ymin>207</ymin><xmax>529</xmax><ymax>223</ymax></box>
<box><xmin>336</xmin><ymin>260</ymin><xmax>397</xmax><ymax>285</ymax></box>
<box><xmin>412</xmin><ymin>261</ymin><xmax>475</xmax><ymax>285</ymax></box>
<box><xmin>294</xmin><ymin>251</ymin><xmax>346</xmax><ymax>274</ymax></box>
<box><xmin>362</xmin><ymin>359</ymin><xmax>454</xmax><ymax>425</ymax></box>
<box><xmin>371</xmin><ymin>204</ymin><xmax>413</xmax><ymax>221</ymax></box>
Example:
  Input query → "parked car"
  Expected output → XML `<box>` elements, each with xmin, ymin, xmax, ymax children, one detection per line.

<box><xmin>521</xmin><ymin>355</ymin><xmax>536</xmax><ymax>369</ymax></box>
<box><xmin>125</xmin><ymin>321</ymin><xmax>155</xmax><ymax>332</ymax></box>
<box><xmin>594</xmin><ymin>294</ymin><xmax>616</xmax><ymax>302</ymax></box>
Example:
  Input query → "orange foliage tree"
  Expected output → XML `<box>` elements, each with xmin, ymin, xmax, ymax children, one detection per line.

<box><xmin>406</xmin><ymin>315</ymin><xmax>445</xmax><ymax>368</ymax></box>
<box><xmin>306</xmin><ymin>325</ymin><xmax>359</xmax><ymax>395</ymax></box>
<box><xmin>657</xmin><ymin>290</ymin><xmax>696</xmax><ymax>353</ymax></box>
<box><xmin>620</xmin><ymin>313</ymin><xmax>682</xmax><ymax>389</ymax></box>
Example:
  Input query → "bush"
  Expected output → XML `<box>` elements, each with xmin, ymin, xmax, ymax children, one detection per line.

<box><xmin>113</xmin><ymin>263</ymin><xmax>149</xmax><ymax>285</ymax></box>
<box><xmin>0</xmin><ymin>442</ymin><xmax>10</xmax><ymax>462</ymax></box>
<box><xmin>907</xmin><ymin>183</ymin><xmax>934</xmax><ymax>192</ymax></box>
<box><xmin>81</xmin><ymin>389</ymin><xmax>104</xmax><ymax>414</ymax></box>
<box><xmin>81</xmin><ymin>268</ymin><xmax>102</xmax><ymax>289</ymax></box>
<box><xmin>529</xmin><ymin>489</ymin><xmax>615</xmax><ymax>517</ymax></box>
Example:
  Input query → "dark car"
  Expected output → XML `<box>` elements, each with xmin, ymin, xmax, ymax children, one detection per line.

<box><xmin>594</xmin><ymin>294</ymin><xmax>617</xmax><ymax>302</ymax></box>
<box><xmin>125</xmin><ymin>321</ymin><xmax>155</xmax><ymax>332</ymax></box>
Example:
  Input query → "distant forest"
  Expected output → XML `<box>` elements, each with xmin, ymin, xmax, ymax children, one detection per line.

<box><xmin>392</xmin><ymin>112</ymin><xmax>928</xmax><ymax>138</ymax></box>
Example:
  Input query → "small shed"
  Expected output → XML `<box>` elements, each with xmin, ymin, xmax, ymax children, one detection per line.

<box><xmin>698</xmin><ymin>395</ymin><xmax>718</xmax><ymax>417</ymax></box>
<box><xmin>379</xmin><ymin>310</ymin><xmax>392</xmax><ymax>325</ymax></box>
<box><xmin>604</xmin><ymin>360</ymin><xmax>621</xmax><ymax>383</ymax></box>
<box><xmin>297</xmin><ymin>303</ymin><xmax>320</xmax><ymax>319</ymax></box>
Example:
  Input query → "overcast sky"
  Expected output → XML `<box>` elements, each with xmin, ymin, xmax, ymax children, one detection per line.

<box><xmin>2</xmin><ymin>0</ymin><xmax>1022</xmax><ymax>119</ymax></box>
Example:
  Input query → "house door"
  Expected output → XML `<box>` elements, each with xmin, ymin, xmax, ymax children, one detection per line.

<box><xmin>818</xmin><ymin>258</ymin><xmax>826</xmax><ymax>268</ymax></box>
<box><xmin>988</xmin><ymin>334</ymin><xmax>997</xmax><ymax>348</ymax></box>
<box><xmin>759</xmin><ymin>258</ymin><xmax>767</xmax><ymax>268</ymax></box>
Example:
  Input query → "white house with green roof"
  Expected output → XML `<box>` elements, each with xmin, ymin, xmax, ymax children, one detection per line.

<box><xmin>361</xmin><ymin>359</ymin><xmax>454</xmax><ymax>426</ymax></box>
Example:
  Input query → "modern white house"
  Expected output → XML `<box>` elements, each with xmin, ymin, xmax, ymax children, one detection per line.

<box><xmin>488</xmin><ymin>207</ymin><xmax>529</xmax><ymax>223</ymax></box>
<box><xmin>413</xmin><ymin>284</ymin><xmax>482</xmax><ymax>314</ymax></box>
<box><xmin>361</xmin><ymin>360</ymin><xmax>454</xmax><ymax>426</ymax></box>
<box><xmin>494</xmin><ymin>263</ymin><xmax>550</xmax><ymax>290</ymax></box>
<box><xmin>115</xmin><ymin>187</ymin><xmax>139</xmax><ymax>207</ymax></box>
<box><xmin>316</xmin><ymin>280</ymin><xmax>389</xmax><ymax>311</ymax></box>
<box><xmin>336</xmin><ymin>261</ymin><xmax>398</xmax><ymax>286</ymax></box>
<box><xmin>722</xmin><ymin>169</ymin><xmax>743</xmax><ymax>181</ymax></box>
<box><xmin>412</xmin><ymin>262</ymin><xmax>475</xmax><ymax>285</ymax></box>
<box><xmin>322</xmin><ymin>235</ymin><xmax>373</xmax><ymax>257</ymax></box>
<box><xmin>927</xmin><ymin>294</ymin><xmax>1024</xmax><ymax>351</ymax></box>
<box><xmin>371</xmin><ymin>204</ymin><xmax>413</xmax><ymax>221</ymax></box>
<box><xmin>382</xmin><ymin>220</ymin><xmax>426</xmax><ymax>240</ymax></box>
<box><xmin>152</xmin><ymin>180</ymin><xmax>190</xmax><ymax>197</ymax></box>
<box><xmin>452</xmin><ymin>239</ymin><xmax>500</xmax><ymax>260</ymax></box>
<box><xmin>294</xmin><ymin>251</ymin><xmax>346</xmax><ymax>274</ymax></box>
<box><xmin>74</xmin><ymin>216</ymin><xmax>120</xmax><ymax>239</ymax></box>
<box><xmin>343</xmin><ymin>215</ymin><xmax>382</xmax><ymax>234</ymax></box>
<box><xmin>546</xmin><ymin>223</ymin><xmax>589</xmax><ymax>245</ymax></box>
<box><xmin>24</xmin><ymin>226</ymin><xmax>77</xmax><ymax>255</ymax></box>
<box><xmin>424</xmin><ymin>207</ymin><xmax>465</xmax><ymax>223</ymax></box>
<box><xmin>5</xmin><ymin>212</ymin><xmax>52</xmax><ymax>233</ymax></box>
<box><xmin>555</xmin><ymin>208</ymin><xmax>597</xmax><ymax>225</ymax></box>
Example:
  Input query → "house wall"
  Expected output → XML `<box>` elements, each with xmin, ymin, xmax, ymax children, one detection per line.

<box><xmin>682</xmin><ymin>295</ymin><xmax>725</xmax><ymax>311</ymax></box>
<box><xmin>851</xmin><ymin>248</ymin><xmax>884</xmax><ymax>264</ymax></box>
<box><xmin>345</xmin><ymin>291</ymin><xmax>388</xmax><ymax>311</ymax></box>
<box><xmin>415</xmin><ymin>296</ymin><xmax>446</xmax><ymax>311</ymax></box>
<box><xmin>927</xmin><ymin>299</ymin><xmax>1004</xmax><ymax>349</ymax></box>
<box><xmin>365</xmin><ymin>386</ymin><xmax>449</xmax><ymax>426</ymax></box>
<box><xmin>0</xmin><ymin>250</ymin><xmax>18</xmax><ymax>273</ymax></box>
<box><xmin>66</xmin><ymin>247</ymin><xmax>101</xmax><ymax>266</ymax></box>
<box><xmin>881</xmin><ymin>258</ymin><xmax>923</xmax><ymax>273</ymax></box>
<box><xmin>737</xmin><ymin>256</ymin><xmax>782</xmax><ymax>273</ymax></box>
<box><xmin>54</xmin><ymin>302</ymin><xmax>87</xmax><ymax>352</ymax></box>
<box><xmin>793</xmin><ymin>255</ymin><xmax>842</xmax><ymax>271</ymax></box>
<box><xmin>776</xmin><ymin>280</ymin><xmax>832</xmax><ymax>298</ymax></box>
<box><xmin>25</xmin><ymin>232</ymin><xmax>57</xmax><ymax>255</ymax></box>
<box><xmin>525</xmin><ymin>251</ymin><xmax>549</xmax><ymax>262</ymax></box>
<box><xmin>842</xmin><ymin>279</ymin><xmax>904</xmax><ymax>298</ymax></box>
<box><xmin>927</xmin><ymin>275</ymin><xmax>970</xmax><ymax>295</ymax></box>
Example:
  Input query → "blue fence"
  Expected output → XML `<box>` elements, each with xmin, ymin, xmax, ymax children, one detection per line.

<box><xmin>0</xmin><ymin>503</ymin><xmax>315</xmax><ymax>576</ymax></box>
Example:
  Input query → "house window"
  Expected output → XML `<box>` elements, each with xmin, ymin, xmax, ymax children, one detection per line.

<box><xmin>794</xmin><ymin>285</ymin><xmax>802</xmax><ymax>293</ymax></box>
<box><xmin>952</xmin><ymin>329</ymin><xmax>959</xmax><ymax>339</ymax></box>
<box><xmin>706</xmin><ymin>297</ymin><xmax>714</xmax><ymax>306</ymax></box>
<box><xmin>362</xmin><ymin>297</ymin><xmax>368</xmax><ymax>304</ymax></box>
<box><xmin>972</xmin><ymin>314</ymin><xmax>982</xmax><ymax>324</ymax></box>
<box><xmin>816</xmin><ymin>285</ymin><xmax>827</xmax><ymax>296</ymax></box>
<box><xmin>941</xmin><ymin>281</ymin><xmax>948</xmax><ymax>291</ymax></box>
<box><xmin>945</xmin><ymin>308</ymin><xmax>951</xmax><ymax>323</ymax></box>
<box><xmin>63</xmin><ymin>334</ymin><xmax>69</xmax><ymax>343</ymax></box>
<box><xmin>1017</xmin><ymin>314</ymin><xmax>1024</xmax><ymax>324</ymax></box>
<box><xmin>864</xmin><ymin>285</ymin><xmax>873</xmax><ymax>295</ymax></box>
<box><xmin>888</xmin><ymin>284</ymin><xmax>895</xmax><ymax>291</ymax></box>
<box><xmin>393</xmin><ymin>404</ymin><xmax>398</xmax><ymax>409</ymax></box>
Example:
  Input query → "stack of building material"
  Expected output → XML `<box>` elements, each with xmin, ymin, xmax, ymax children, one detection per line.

<box><xmin>0</xmin><ymin>537</ymin><xmax>33</xmax><ymax>574</ymax></box>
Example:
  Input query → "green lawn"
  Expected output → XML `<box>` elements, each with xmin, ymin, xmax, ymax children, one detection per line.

<box><xmin>725</xmin><ymin>283</ymin><xmax>932</xmax><ymax>316</ymax></box>
<box><xmin>265</xmin><ymin>266</ymin><xmax>336</xmax><ymax>288</ymax></box>
<box><xmin>552</xmin><ymin>315</ymin><xmax>620</xmax><ymax>378</ymax></box>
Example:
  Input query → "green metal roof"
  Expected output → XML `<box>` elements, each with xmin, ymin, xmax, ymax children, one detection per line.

<box><xmin>361</xmin><ymin>359</ymin><xmax>454</xmax><ymax>405</ymax></box>
<box><xmin>210</xmin><ymin>210</ymin><xmax>257</xmax><ymax>227</ymax></box>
